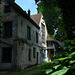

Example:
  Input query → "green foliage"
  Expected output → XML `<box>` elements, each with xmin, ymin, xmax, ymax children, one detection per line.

<box><xmin>0</xmin><ymin>69</ymin><xmax>41</xmax><ymax>75</ymax></box>
<box><xmin>44</xmin><ymin>38</ymin><xmax>75</xmax><ymax>75</ymax></box>
<box><xmin>0</xmin><ymin>1</ymin><xmax>3</xmax><ymax>38</ymax></box>
<box><xmin>46</xmin><ymin>69</ymin><xmax>53</xmax><ymax>74</ymax></box>
<box><xmin>36</xmin><ymin>0</ymin><xmax>75</xmax><ymax>41</ymax></box>
<box><xmin>37</xmin><ymin>0</ymin><xmax>67</xmax><ymax>41</ymax></box>
<box><xmin>35</xmin><ymin>0</ymin><xmax>75</xmax><ymax>74</ymax></box>
<box><xmin>0</xmin><ymin>0</ymin><xmax>1</xmax><ymax>4</ymax></box>
<box><xmin>34</xmin><ymin>35</ymin><xmax>75</xmax><ymax>75</ymax></box>
<box><xmin>51</xmin><ymin>67</ymin><xmax>69</xmax><ymax>75</ymax></box>
<box><xmin>12</xmin><ymin>0</ymin><xmax>15</xmax><ymax>2</ymax></box>
<box><xmin>37</xmin><ymin>62</ymin><xmax>54</xmax><ymax>70</ymax></box>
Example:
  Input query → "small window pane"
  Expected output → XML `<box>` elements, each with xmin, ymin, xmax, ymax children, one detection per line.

<box><xmin>29</xmin><ymin>49</ymin><xmax>31</xmax><ymax>61</ymax></box>
<box><xmin>4</xmin><ymin>5</ymin><xmax>11</xmax><ymax>13</ymax></box>
<box><xmin>36</xmin><ymin>32</ymin><xmax>38</xmax><ymax>43</ymax></box>
<box><xmin>27</xmin><ymin>26</ymin><xmax>31</xmax><ymax>40</ymax></box>
<box><xmin>33</xmin><ymin>47</ymin><xmax>36</xmax><ymax>58</ymax></box>
<box><xmin>3</xmin><ymin>21</ymin><xmax>12</xmax><ymax>38</ymax></box>
<box><xmin>1</xmin><ymin>47</ymin><xmax>12</xmax><ymax>63</ymax></box>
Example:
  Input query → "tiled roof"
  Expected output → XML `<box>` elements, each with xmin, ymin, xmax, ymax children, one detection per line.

<box><xmin>30</xmin><ymin>13</ymin><xmax>42</xmax><ymax>25</ymax></box>
<box><xmin>47</xmin><ymin>35</ymin><xmax>53</xmax><ymax>40</ymax></box>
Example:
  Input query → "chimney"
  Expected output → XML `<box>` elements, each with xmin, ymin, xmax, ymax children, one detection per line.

<box><xmin>28</xmin><ymin>9</ymin><xmax>30</xmax><ymax>16</ymax></box>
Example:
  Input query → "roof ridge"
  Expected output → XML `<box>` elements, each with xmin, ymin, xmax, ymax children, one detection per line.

<box><xmin>30</xmin><ymin>13</ymin><xmax>42</xmax><ymax>25</ymax></box>
<box><xmin>4</xmin><ymin>0</ymin><xmax>40</xmax><ymax>29</ymax></box>
<box><xmin>31</xmin><ymin>13</ymin><xmax>42</xmax><ymax>16</ymax></box>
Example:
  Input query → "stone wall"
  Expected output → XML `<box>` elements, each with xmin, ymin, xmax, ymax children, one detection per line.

<box><xmin>16</xmin><ymin>14</ymin><xmax>40</xmax><ymax>69</ymax></box>
<box><xmin>0</xmin><ymin>0</ymin><xmax>41</xmax><ymax>70</ymax></box>
<box><xmin>0</xmin><ymin>1</ymin><xmax>18</xmax><ymax>69</ymax></box>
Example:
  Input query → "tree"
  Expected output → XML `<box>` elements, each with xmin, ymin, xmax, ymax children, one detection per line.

<box><xmin>0</xmin><ymin>0</ymin><xmax>2</xmax><ymax>38</ymax></box>
<box><xmin>37</xmin><ymin>1</ymin><xmax>67</xmax><ymax>41</ymax></box>
<box><xmin>35</xmin><ymin>0</ymin><xmax>75</xmax><ymax>40</ymax></box>
<box><xmin>35</xmin><ymin>0</ymin><xmax>75</xmax><ymax>74</ymax></box>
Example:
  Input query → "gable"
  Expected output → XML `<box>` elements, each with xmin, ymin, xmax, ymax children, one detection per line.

<box><xmin>47</xmin><ymin>35</ymin><xmax>54</xmax><ymax>41</ymax></box>
<box><xmin>30</xmin><ymin>13</ymin><xmax>42</xmax><ymax>25</ymax></box>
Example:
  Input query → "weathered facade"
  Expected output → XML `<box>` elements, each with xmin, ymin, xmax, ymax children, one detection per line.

<box><xmin>0</xmin><ymin>0</ymin><xmax>59</xmax><ymax>70</ymax></box>
<box><xmin>0</xmin><ymin>0</ymin><xmax>41</xmax><ymax>70</ymax></box>
<box><xmin>31</xmin><ymin>13</ymin><xmax>48</xmax><ymax>62</ymax></box>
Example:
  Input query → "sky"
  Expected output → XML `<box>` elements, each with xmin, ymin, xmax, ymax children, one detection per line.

<box><xmin>15</xmin><ymin>0</ymin><xmax>38</xmax><ymax>15</ymax></box>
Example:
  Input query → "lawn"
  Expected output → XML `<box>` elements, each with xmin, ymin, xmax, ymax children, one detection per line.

<box><xmin>0</xmin><ymin>69</ymin><xmax>41</xmax><ymax>75</ymax></box>
<box><xmin>0</xmin><ymin>63</ymin><xmax>49</xmax><ymax>75</ymax></box>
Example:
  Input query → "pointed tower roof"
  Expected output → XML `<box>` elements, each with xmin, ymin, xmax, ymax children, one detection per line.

<box><xmin>30</xmin><ymin>13</ymin><xmax>42</xmax><ymax>25</ymax></box>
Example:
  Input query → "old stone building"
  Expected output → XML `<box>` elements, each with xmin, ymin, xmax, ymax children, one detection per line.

<box><xmin>0</xmin><ymin>0</ymin><xmax>41</xmax><ymax>70</ymax></box>
<box><xmin>0</xmin><ymin>0</ymin><xmax>59</xmax><ymax>70</ymax></box>
<box><xmin>31</xmin><ymin>13</ymin><xmax>48</xmax><ymax>62</ymax></box>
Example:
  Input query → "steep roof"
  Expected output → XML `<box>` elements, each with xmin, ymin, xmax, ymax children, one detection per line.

<box><xmin>5</xmin><ymin>0</ymin><xmax>40</xmax><ymax>29</ymax></box>
<box><xmin>30</xmin><ymin>13</ymin><xmax>42</xmax><ymax>25</ymax></box>
<box><xmin>57</xmin><ymin>41</ymin><xmax>65</xmax><ymax>47</ymax></box>
<box><xmin>46</xmin><ymin>35</ymin><xmax>65</xmax><ymax>46</ymax></box>
<box><xmin>47</xmin><ymin>35</ymin><xmax>54</xmax><ymax>41</ymax></box>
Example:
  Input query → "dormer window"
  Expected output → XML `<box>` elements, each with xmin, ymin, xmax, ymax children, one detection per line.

<box><xmin>4</xmin><ymin>5</ymin><xmax>11</xmax><ymax>13</ymax></box>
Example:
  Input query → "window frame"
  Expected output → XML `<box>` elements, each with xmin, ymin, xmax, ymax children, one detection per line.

<box><xmin>28</xmin><ymin>49</ymin><xmax>31</xmax><ymax>61</ymax></box>
<box><xmin>36</xmin><ymin>32</ymin><xmax>38</xmax><ymax>43</ymax></box>
<box><xmin>4</xmin><ymin>5</ymin><xmax>11</xmax><ymax>13</ymax></box>
<box><xmin>41</xmin><ymin>23</ymin><xmax>45</xmax><ymax>43</ymax></box>
<box><xmin>3</xmin><ymin>21</ymin><xmax>12</xmax><ymax>38</ymax></box>
<box><xmin>27</xmin><ymin>26</ymin><xmax>31</xmax><ymax>40</ymax></box>
<box><xmin>33</xmin><ymin>47</ymin><xmax>36</xmax><ymax>58</ymax></box>
<box><xmin>1</xmin><ymin>47</ymin><xmax>12</xmax><ymax>63</ymax></box>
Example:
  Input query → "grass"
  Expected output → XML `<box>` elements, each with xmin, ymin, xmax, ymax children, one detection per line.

<box><xmin>0</xmin><ymin>62</ymin><xmax>50</xmax><ymax>75</ymax></box>
<box><xmin>0</xmin><ymin>69</ymin><xmax>41</xmax><ymax>75</ymax></box>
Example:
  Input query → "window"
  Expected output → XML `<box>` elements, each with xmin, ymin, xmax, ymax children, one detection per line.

<box><xmin>4</xmin><ymin>5</ymin><xmax>11</xmax><ymax>13</ymax></box>
<box><xmin>33</xmin><ymin>47</ymin><xmax>36</xmax><ymax>58</ymax></box>
<box><xmin>47</xmin><ymin>41</ymin><xmax>49</xmax><ymax>46</ymax></box>
<box><xmin>36</xmin><ymin>32</ymin><xmax>38</xmax><ymax>43</ymax></box>
<box><xmin>3</xmin><ymin>21</ymin><xmax>12</xmax><ymax>38</ymax></box>
<box><xmin>47</xmin><ymin>41</ymin><xmax>53</xmax><ymax>46</ymax></box>
<box><xmin>41</xmin><ymin>23</ymin><xmax>45</xmax><ymax>43</ymax></box>
<box><xmin>27</xmin><ymin>26</ymin><xmax>31</xmax><ymax>40</ymax></box>
<box><xmin>28</xmin><ymin>49</ymin><xmax>31</xmax><ymax>61</ymax></box>
<box><xmin>1</xmin><ymin>47</ymin><xmax>12</xmax><ymax>63</ymax></box>
<box><xmin>0</xmin><ymin>24</ymin><xmax>3</xmax><ymax>37</ymax></box>
<box><xmin>50</xmin><ymin>41</ymin><xmax>53</xmax><ymax>46</ymax></box>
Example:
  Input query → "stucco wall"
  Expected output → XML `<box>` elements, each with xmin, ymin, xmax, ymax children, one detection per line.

<box><xmin>38</xmin><ymin>15</ymin><xmax>47</xmax><ymax>48</ymax></box>
<box><xmin>16</xmin><ymin>15</ymin><xmax>40</xmax><ymax>69</ymax></box>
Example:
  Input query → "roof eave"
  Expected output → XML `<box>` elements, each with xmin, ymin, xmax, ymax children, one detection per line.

<box><xmin>7</xmin><ymin>1</ymin><xmax>40</xmax><ymax>29</ymax></box>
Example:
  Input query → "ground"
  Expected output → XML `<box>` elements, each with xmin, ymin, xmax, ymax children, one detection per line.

<box><xmin>0</xmin><ymin>70</ymin><xmax>46</xmax><ymax>75</ymax></box>
<box><xmin>0</xmin><ymin>63</ymin><xmax>48</xmax><ymax>75</ymax></box>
